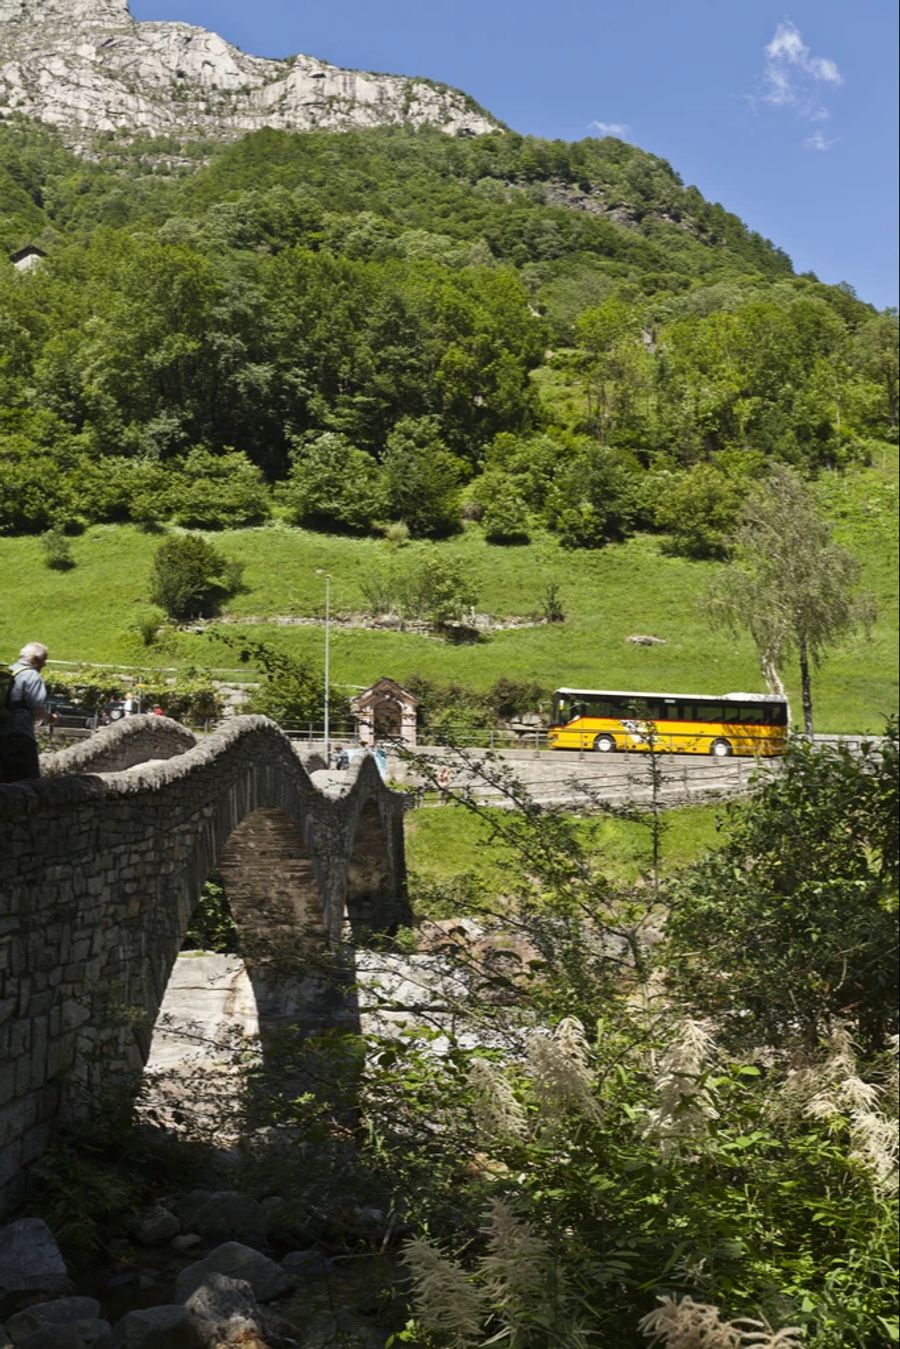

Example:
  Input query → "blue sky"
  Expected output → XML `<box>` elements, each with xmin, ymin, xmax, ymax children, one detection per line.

<box><xmin>131</xmin><ymin>1</ymin><xmax>898</xmax><ymax>310</ymax></box>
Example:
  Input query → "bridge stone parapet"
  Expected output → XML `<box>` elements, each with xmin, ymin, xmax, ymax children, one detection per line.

<box><xmin>42</xmin><ymin>714</ymin><xmax>197</xmax><ymax>776</ymax></box>
<box><xmin>0</xmin><ymin>716</ymin><xmax>409</xmax><ymax>1213</ymax></box>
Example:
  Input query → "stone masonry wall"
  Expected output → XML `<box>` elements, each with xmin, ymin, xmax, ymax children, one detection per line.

<box><xmin>0</xmin><ymin>716</ymin><xmax>409</xmax><ymax>1213</ymax></box>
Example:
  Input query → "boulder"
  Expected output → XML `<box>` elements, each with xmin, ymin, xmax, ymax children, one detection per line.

<box><xmin>0</xmin><ymin>1220</ymin><xmax>68</xmax><ymax>1306</ymax></box>
<box><xmin>7</xmin><ymin>1297</ymin><xmax>101</xmax><ymax>1344</ymax></box>
<box><xmin>176</xmin><ymin>1244</ymin><xmax>294</xmax><ymax>1305</ymax></box>
<box><xmin>184</xmin><ymin>1273</ymin><xmax>260</xmax><ymax>1346</ymax></box>
<box><xmin>110</xmin><ymin>1305</ymin><xmax>202</xmax><ymax>1349</ymax></box>
<box><xmin>130</xmin><ymin>1206</ymin><xmax>180</xmax><ymax>1247</ymax></box>
<box><xmin>15</xmin><ymin>1326</ymin><xmax>83</xmax><ymax>1349</ymax></box>
<box><xmin>170</xmin><ymin>1235</ymin><xmax>202</xmax><ymax>1254</ymax></box>
<box><xmin>175</xmin><ymin>1192</ymin><xmax>266</xmax><ymax>1246</ymax></box>
<box><xmin>280</xmin><ymin>1251</ymin><xmax>334</xmax><ymax>1280</ymax></box>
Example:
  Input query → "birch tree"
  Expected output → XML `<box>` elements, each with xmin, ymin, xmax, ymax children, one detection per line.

<box><xmin>706</xmin><ymin>465</ymin><xmax>872</xmax><ymax>734</ymax></box>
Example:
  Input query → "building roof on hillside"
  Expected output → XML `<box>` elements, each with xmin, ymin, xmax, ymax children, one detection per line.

<box><xmin>9</xmin><ymin>244</ymin><xmax>48</xmax><ymax>269</ymax></box>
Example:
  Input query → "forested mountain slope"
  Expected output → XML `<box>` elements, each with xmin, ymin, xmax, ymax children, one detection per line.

<box><xmin>0</xmin><ymin>116</ymin><xmax>896</xmax><ymax>550</ymax></box>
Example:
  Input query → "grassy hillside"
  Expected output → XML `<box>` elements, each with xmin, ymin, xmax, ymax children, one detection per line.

<box><xmin>1</xmin><ymin>119</ymin><xmax>896</xmax><ymax>735</ymax></box>
<box><xmin>2</xmin><ymin>453</ymin><xmax>895</xmax><ymax>734</ymax></box>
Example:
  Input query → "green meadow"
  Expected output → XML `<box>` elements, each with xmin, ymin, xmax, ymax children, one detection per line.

<box><xmin>1</xmin><ymin>456</ymin><xmax>896</xmax><ymax>735</ymax></box>
<box><xmin>405</xmin><ymin>799</ymin><xmax>725</xmax><ymax>892</ymax></box>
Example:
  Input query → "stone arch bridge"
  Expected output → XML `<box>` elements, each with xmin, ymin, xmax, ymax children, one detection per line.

<box><xmin>0</xmin><ymin>715</ymin><xmax>410</xmax><ymax>1212</ymax></box>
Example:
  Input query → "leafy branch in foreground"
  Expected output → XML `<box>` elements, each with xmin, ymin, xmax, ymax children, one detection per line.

<box><xmin>350</xmin><ymin>731</ymin><xmax>898</xmax><ymax>1345</ymax></box>
<box><xmin>209</xmin><ymin>629</ymin><xmax>351</xmax><ymax>727</ymax></box>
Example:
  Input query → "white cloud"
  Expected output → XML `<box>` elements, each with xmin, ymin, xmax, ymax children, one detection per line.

<box><xmin>588</xmin><ymin>120</ymin><xmax>629</xmax><ymax>137</ymax></box>
<box><xmin>761</xmin><ymin>21</ymin><xmax>842</xmax><ymax>122</ymax></box>
<box><xmin>804</xmin><ymin>130</ymin><xmax>838</xmax><ymax>152</ymax></box>
<box><xmin>766</xmin><ymin>22</ymin><xmax>807</xmax><ymax>65</ymax></box>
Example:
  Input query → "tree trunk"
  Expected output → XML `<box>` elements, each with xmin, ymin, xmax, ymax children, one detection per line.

<box><xmin>798</xmin><ymin>635</ymin><xmax>814</xmax><ymax>737</ymax></box>
<box><xmin>760</xmin><ymin>653</ymin><xmax>791</xmax><ymax>728</ymax></box>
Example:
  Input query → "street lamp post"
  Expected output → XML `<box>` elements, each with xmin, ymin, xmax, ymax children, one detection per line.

<box><xmin>316</xmin><ymin>570</ymin><xmax>332</xmax><ymax>765</ymax></box>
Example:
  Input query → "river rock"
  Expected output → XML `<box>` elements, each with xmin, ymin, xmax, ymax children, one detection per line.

<box><xmin>0</xmin><ymin>1220</ymin><xmax>68</xmax><ymax>1307</ymax></box>
<box><xmin>7</xmin><ymin>1297</ymin><xmax>100</xmax><ymax>1344</ymax></box>
<box><xmin>184</xmin><ymin>1273</ymin><xmax>260</xmax><ymax>1346</ymax></box>
<box><xmin>110</xmin><ymin>1304</ymin><xmax>202</xmax><ymax>1349</ymax></box>
<box><xmin>14</xmin><ymin>1326</ymin><xmax>83</xmax><ymax>1349</ymax></box>
<box><xmin>130</xmin><ymin>1206</ymin><xmax>180</xmax><ymax>1247</ymax></box>
<box><xmin>280</xmin><ymin>1252</ymin><xmax>334</xmax><ymax>1280</ymax></box>
<box><xmin>176</xmin><ymin>1244</ymin><xmax>294</xmax><ymax>1305</ymax></box>
<box><xmin>176</xmin><ymin>1192</ymin><xmax>267</xmax><ymax>1245</ymax></box>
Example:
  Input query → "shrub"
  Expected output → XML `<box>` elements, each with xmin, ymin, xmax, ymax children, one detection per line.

<box><xmin>412</xmin><ymin>552</ymin><xmax>479</xmax><ymax>628</ymax></box>
<box><xmin>149</xmin><ymin>534</ymin><xmax>243</xmax><ymax>621</ymax></box>
<box><xmin>282</xmin><ymin>432</ymin><xmax>383</xmax><ymax>533</ymax></box>
<box><xmin>40</xmin><ymin>526</ymin><xmax>75</xmax><ymax>571</ymax></box>
<box><xmin>362</xmin><ymin>550</ymin><xmax>480</xmax><ymax>630</ymax></box>
<box><xmin>401</xmin><ymin>674</ymin><xmax>491</xmax><ymax>736</ymax></box>
<box><xmin>486</xmin><ymin>677</ymin><xmax>550</xmax><ymax>722</ymax></box>
<box><xmin>483</xmin><ymin>495</ymin><xmax>530</xmax><ymax>543</ymax></box>
<box><xmin>171</xmin><ymin>447</ymin><xmax>270</xmax><ymax>530</ymax></box>
<box><xmin>215</xmin><ymin>632</ymin><xmax>348</xmax><ymax>729</ymax></box>
<box><xmin>0</xmin><ymin>438</ymin><xmax>77</xmax><ymax>535</ymax></box>
<box><xmin>540</xmin><ymin>581</ymin><xmax>566</xmax><ymax>623</ymax></box>
<box><xmin>547</xmin><ymin>444</ymin><xmax>640</xmax><ymax>547</ymax></box>
<box><xmin>130</xmin><ymin>608</ymin><xmax>166</xmax><ymax>647</ymax></box>
<box><xmin>383</xmin><ymin>521</ymin><xmax>411</xmax><ymax>547</ymax></box>
<box><xmin>470</xmin><ymin>470</ymin><xmax>531</xmax><ymax>543</ymax></box>
<box><xmin>182</xmin><ymin>875</ymin><xmax>238</xmax><ymax>953</ymax></box>
<box><xmin>653</xmin><ymin>463</ymin><xmax>743</xmax><ymax>559</ymax></box>
<box><xmin>665</xmin><ymin>724</ymin><xmax>899</xmax><ymax>1054</ymax></box>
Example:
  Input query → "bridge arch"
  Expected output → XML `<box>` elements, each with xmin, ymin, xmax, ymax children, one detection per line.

<box><xmin>0</xmin><ymin>715</ymin><xmax>409</xmax><ymax>1211</ymax></box>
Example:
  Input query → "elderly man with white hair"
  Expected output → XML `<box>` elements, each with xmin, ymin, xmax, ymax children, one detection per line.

<box><xmin>0</xmin><ymin>641</ymin><xmax>59</xmax><ymax>783</ymax></box>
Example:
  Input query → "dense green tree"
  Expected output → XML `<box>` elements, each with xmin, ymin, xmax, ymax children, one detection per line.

<box><xmin>381</xmin><ymin>416</ymin><xmax>465</xmax><ymax>538</ymax></box>
<box><xmin>576</xmin><ymin>296</ymin><xmax>649</xmax><ymax>444</ymax></box>
<box><xmin>171</xmin><ymin>447</ymin><xmax>270</xmax><ymax>530</ymax></box>
<box><xmin>547</xmin><ymin>443</ymin><xmax>639</xmax><ymax>548</ymax></box>
<box><xmin>652</xmin><ymin>462</ymin><xmax>743</xmax><ymax>559</ymax></box>
<box><xmin>852</xmin><ymin>311</ymin><xmax>899</xmax><ymax>431</ymax></box>
<box><xmin>282</xmin><ymin>431</ymin><xmax>383</xmax><ymax>533</ymax></box>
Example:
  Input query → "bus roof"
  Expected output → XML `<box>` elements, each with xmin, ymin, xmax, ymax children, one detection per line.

<box><xmin>554</xmin><ymin>688</ymin><xmax>786</xmax><ymax>704</ymax></box>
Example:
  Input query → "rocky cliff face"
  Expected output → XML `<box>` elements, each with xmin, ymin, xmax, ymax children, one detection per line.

<box><xmin>0</xmin><ymin>0</ymin><xmax>498</xmax><ymax>149</ymax></box>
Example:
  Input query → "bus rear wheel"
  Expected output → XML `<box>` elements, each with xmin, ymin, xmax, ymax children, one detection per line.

<box><xmin>710</xmin><ymin>738</ymin><xmax>733</xmax><ymax>758</ymax></box>
<box><xmin>593</xmin><ymin>734</ymin><xmax>616</xmax><ymax>753</ymax></box>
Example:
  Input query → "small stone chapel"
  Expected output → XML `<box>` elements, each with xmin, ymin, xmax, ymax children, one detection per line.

<box><xmin>351</xmin><ymin>678</ymin><xmax>419</xmax><ymax>749</ymax></box>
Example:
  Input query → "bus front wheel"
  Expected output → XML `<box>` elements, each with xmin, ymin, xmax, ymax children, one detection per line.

<box><xmin>710</xmin><ymin>738</ymin><xmax>733</xmax><ymax>758</ymax></box>
<box><xmin>593</xmin><ymin>734</ymin><xmax>617</xmax><ymax>753</ymax></box>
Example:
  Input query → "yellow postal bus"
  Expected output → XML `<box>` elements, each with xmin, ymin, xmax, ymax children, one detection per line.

<box><xmin>548</xmin><ymin>688</ymin><xmax>788</xmax><ymax>758</ymax></box>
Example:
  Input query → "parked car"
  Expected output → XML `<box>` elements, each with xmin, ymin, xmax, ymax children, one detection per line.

<box><xmin>48</xmin><ymin>699</ymin><xmax>96</xmax><ymax>729</ymax></box>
